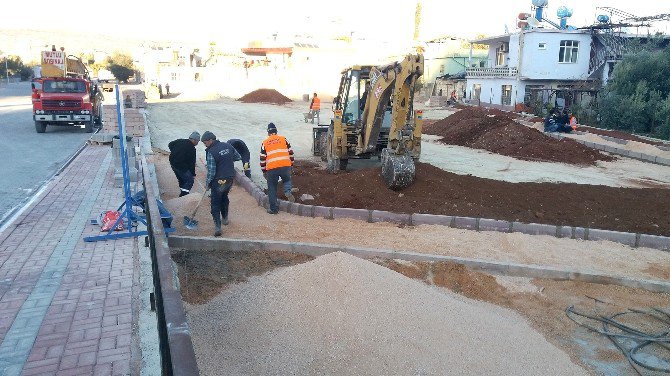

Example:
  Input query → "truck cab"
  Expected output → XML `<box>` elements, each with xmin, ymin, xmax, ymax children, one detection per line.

<box><xmin>32</xmin><ymin>49</ymin><xmax>103</xmax><ymax>133</ymax></box>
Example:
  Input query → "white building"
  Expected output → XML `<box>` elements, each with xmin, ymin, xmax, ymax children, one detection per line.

<box><xmin>465</xmin><ymin>28</ymin><xmax>616</xmax><ymax>111</ymax></box>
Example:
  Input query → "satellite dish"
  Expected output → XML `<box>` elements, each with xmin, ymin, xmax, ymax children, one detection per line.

<box><xmin>532</xmin><ymin>0</ymin><xmax>548</xmax><ymax>7</ymax></box>
<box><xmin>527</xmin><ymin>17</ymin><xmax>540</xmax><ymax>27</ymax></box>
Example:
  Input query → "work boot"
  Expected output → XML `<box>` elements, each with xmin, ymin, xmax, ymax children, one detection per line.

<box><xmin>267</xmin><ymin>209</ymin><xmax>278</xmax><ymax>215</ymax></box>
<box><xmin>179</xmin><ymin>191</ymin><xmax>188</xmax><ymax>197</ymax></box>
<box><xmin>213</xmin><ymin>217</ymin><xmax>222</xmax><ymax>236</ymax></box>
<box><xmin>222</xmin><ymin>217</ymin><xmax>229</xmax><ymax>226</ymax></box>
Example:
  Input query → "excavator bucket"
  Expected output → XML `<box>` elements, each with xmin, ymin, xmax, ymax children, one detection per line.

<box><xmin>380</xmin><ymin>149</ymin><xmax>416</xmax><ymax>190</ymax></box>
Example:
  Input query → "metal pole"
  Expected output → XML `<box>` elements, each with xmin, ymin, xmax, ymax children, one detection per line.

<box><xmin>5</xmin><ymin>56</ymin><xmax>8</xmax><ymax>85</ymax></box>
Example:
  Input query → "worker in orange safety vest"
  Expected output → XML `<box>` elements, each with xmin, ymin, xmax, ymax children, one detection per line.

<box><xmin>309</xmin><ymin>93</ymin><xmax>321</xmax><ymax>124</ymax></box>
<box><xmin>260</xmin><ymin>122</ymin><xmax>295</xmax><ymax>214</ymax></box>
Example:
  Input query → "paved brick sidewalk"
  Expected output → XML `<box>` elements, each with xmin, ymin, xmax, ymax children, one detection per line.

<box><xmin>0</xmin><ymin>145</ymin><xmax>143</xmax><ymax>375</ymax></box>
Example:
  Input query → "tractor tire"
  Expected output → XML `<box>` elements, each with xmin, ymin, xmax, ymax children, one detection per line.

<box><xmin>35</xmin><ymin>121</ymin><xmax>46</xmax><ymax>133</ymax></box>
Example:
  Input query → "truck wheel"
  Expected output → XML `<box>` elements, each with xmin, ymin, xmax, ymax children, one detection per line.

<box><xmin>84</xmin><ymin>121</ymin><xmax>93</xmax><ymax>133</ymax></box>
<box><xmin>35</xmin><ymin>121</ymin><xmax>46</xmax><ymax>133</ymax></box>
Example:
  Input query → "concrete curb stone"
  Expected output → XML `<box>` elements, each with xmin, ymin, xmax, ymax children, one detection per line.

<box><xmin>370</xmin><ymin>210</ymin><xmax>411</xmax><ymax>225</ymax></box>
<box><xmin>588</xmin><ymin>229</ymin><xmax>637</xmax><ymax>247</ymax></box>
<box><xmin>638</xmin><ymin>234</ymin><xmax>670</xmax><ymax>251</ymax></box>
<box><xmin>453</xmin><ymin>216</ymin><xmax>478</xmax><ymax>231</ymax></box>
<box><xmin>512</xmin><ymin>222</ymin><xmax>556</xmax><ymax>236</ymax></box>
<box><xmin>312</xmin><ymin>206</ymin><xmax>332</xmax><ymax>219</ymax></box>
<box><xmin>411</xmin><ymin>214</ymin><xmax>454</xmax><ymax>227</ymax></box>
<box><xmin>478</xmin><ymin>218</ymin><xmax>511</xmax><ymax>233</ymax></box>
<box><xmin>332</xmin><ymin>207</ymin><xmax>371</xmax><ymax>221</ymax></box>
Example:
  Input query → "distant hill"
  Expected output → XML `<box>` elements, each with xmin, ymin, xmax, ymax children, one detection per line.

<box><xmin>0</xmin><ymin>29</ymin><xmax>176</xmax><ymax>64</ymax></box>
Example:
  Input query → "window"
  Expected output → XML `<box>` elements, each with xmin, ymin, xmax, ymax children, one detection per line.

<box><xmin>559</xmin><ymin>40</ymin><xmax>579</xmax><ymax>63</ymax></box>
<box><xmin>501</xmin><ymin>85</ymin><xmax>512</xmax><ymax>105</ymax></box>
<box><xmin>538</xmin><ymin>42</ymin><xmax>546</xmax><ymax>50</ymax></box>
<box><xmin>171</xmin><ymin>72</ymin><xmax>178</xmax><ymax>80</ymax></box>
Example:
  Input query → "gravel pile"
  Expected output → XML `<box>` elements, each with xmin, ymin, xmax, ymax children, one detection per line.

<box><xmin>237</xmin><ymin>89</ymin><xmax>293</xmax><ymax>104</ymax></box>
<box><xmin>186</xmin><ymin>252</ymin><xmax>586</xmax><ymax>375</ymax></box>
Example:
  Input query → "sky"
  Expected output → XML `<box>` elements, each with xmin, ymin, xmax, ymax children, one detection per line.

<box><xmin>3</xmin><ymin>0</ymin><xmax>668</xmax><ymax>43</ymax></box>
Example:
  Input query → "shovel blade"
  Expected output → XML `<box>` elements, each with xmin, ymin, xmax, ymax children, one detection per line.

<box><xmin>183</xmin><ymin>216</ymin><xmax>198</xmax><ymax>230</ymax></box>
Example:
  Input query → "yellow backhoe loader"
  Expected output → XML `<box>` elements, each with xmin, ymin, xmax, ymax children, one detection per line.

<box><xmin>312</xmin><ymin>54</ymin><xmax>424</xmax><ymax>189</ymax></box>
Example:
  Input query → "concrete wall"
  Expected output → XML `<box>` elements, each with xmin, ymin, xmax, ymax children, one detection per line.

<box><xmin>518</xmin><ymin>31</ymin><xmax>592</xmax><ymax>80</ymax></box>
<box><xmin>466</xmin><ymin>77</ymin><xmax>522</xmax><ymax>107</ymax></box>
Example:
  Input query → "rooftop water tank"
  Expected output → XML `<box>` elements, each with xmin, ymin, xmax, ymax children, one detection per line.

<box><xmin>557</xmin><ymin>6</ymin><xmax>573</xmax><ymax>18</ymax></box>
<box><xmin>597</xmin><ymin>14</ymin><xmax>610</xmax><ymax>23</ymax></box>
<box><xmin>532</xmin><ymin>0</ymin><xmax>549</xmax><ymax>7</ymax></box>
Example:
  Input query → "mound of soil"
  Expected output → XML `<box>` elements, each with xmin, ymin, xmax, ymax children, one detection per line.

<box><xmin>424</xmin><ymin>107</ymin><xmax>614</xmax><ymax>165</ymax></box>
<box><xmin>237</xmin><ymin>89</ymin><xmax>293</xmax><ymax>104</ymax></box>
<box><xmin>291</xmin><ymin>161</ymin><xmax>670</xmax><ymax>236</ymax></box>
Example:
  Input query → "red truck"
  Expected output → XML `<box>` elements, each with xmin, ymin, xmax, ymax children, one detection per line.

<box><xmin>31</xmin><ymin>49</ymin><xmax>104</xmax><ymax>133</ymax></box>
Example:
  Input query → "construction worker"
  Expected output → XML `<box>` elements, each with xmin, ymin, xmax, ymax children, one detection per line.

<box><xmin>569</xmin><ymin>112</ymin><xmax>578</xmax><ymax>131</ymax></box>
<box><xmin>227</xmin><ymin>138</ymin><xmax>252</xmax><ymax>178</ymax></box>
<box><xmin>168</xmin><ymin>132</ymin><xmax>200</xmax><ymax>197</ymax></box>
<box><xmin>165</xmin><ymin>83</ymin><xmax>170</xmax><ymax>96</ymax></box>
<box><xmin>201</xmin><ymin>131</ymin><xmax>241</xmax><ymax>236</ymax></box>
<box><xmin>309</xmin><ymin>92</ymin><xmax>321</xmax><ymax>124</ymax></box>
<box><xmin>260</xmin><ymin>123</ymin><xmax>295</xmax><ymax>214</ymax></box>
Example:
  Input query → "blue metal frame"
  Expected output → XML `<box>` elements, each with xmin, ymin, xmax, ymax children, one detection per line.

<box><xmin>84</xmin><ymin>85</ymin><xmax>152</xmax><ymax>242</ymax></box>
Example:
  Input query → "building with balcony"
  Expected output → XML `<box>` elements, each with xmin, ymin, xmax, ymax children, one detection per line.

<box><xmin>465</xmin><ymin>28</ymin><xmax>621</xmax><ymax>111</ymax></box>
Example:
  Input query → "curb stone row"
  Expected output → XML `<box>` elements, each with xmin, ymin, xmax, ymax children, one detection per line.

<box><xmin>233</xmin><ymin>171</ymin><xmax>670</xmax><ymax>252</ymax></box>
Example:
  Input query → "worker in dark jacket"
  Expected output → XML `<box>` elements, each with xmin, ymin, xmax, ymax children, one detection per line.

<box><xmin>202</xmin><ymin>131</ymin><xmax>241</xmax><ymax>236</ymax></box>
<box><xmin>227</xmin><ymin>138</ymin><xmax>252</xmax><ymax>178</ymax></box>
<box><xmin>168</xmin><ymin>132</ymin><xmax>200</xmax><ymax>197</ymax></box>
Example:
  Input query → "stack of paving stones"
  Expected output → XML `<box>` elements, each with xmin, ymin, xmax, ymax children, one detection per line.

<box><xmin>112</xmin><ymin>138</ymin><xmax>138</xmax><ymax>188</ymax></box>
<box><xmin>102</xmin><ymin>106</ymin><xmax>146</xmax><ymax>138</ymax></box>
<box><xmin>233</xmin><ymin>171</ymin><xmax>670</xmax><ymax>252</ymax></box>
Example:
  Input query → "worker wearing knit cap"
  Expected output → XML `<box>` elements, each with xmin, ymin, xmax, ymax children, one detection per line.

<box><xmin>202</xmin><ymin>131</ymin><xmax>241</xmax><ymax>236</ymax></box>
<box><xmin>168</xmin><ymin>131</ymin><xmax>200</xmax><ymax>197</ymax></box>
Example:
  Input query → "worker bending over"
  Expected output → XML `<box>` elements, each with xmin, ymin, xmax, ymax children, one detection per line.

<box><xmin>260</xmin><ymin>123</ymin><xmax>295</xmax><ymax>214</ymax></box>
<box><xmin>168</xmin><ymin>131</ymin><xmax>200</xmax><ymax>197</ymax></box>
<box><xmin>201</xmin><ymin>131</ymin><xmax>240</xmax><ymax>236</ymax></box>
<box><xmin>227</xmin><ymin>138</ymin><xmax>252</xmax><ymax>178</ymax></box>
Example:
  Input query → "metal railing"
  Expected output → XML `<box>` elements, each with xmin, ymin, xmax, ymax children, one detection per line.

<box><xmin>466</xmin><ymin>67</ymin><xmax>518</xmax><ymax>78</ymax></box>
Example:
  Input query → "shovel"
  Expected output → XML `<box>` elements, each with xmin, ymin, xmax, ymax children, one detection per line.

<box><xmin>183</xmin><ymin>188</ymin><xmax>209</xmax><ymax>230</ymax></box>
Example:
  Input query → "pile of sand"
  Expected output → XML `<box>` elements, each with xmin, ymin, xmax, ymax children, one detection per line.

<box><xmin>186</xmin><ymin>252</ymin><xmax>586</xmax><ymax>375</ymax></box>
<box><xmin>237</xmin><ymin>89</ymin><xmax>293</xmax><ymax>104</ymax></box>
<box><xmin>163</xmin><ymin>193</ymin><xmax>205</xmax><ymax>219</ymax></box>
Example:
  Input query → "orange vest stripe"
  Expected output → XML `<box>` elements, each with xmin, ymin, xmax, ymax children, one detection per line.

<box><xmin>311</xmin><ymin>97</ymin><xmax>321</xmax><ymax>110</ymax></box>
<box><xmin>263</xmin><ymin>135</ymin><xmax>292</xmax><ymax>170</ymax></box>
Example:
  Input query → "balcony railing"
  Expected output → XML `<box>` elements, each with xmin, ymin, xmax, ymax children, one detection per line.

<box><xmin>466</xmin><ymin>67</ymin><xmax>518</xmax><ymax>78</ymax></box>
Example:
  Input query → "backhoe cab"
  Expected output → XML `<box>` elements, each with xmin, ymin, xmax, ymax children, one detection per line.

<box><xmin>312</xmin><ymin>54</ymin><xmax>424</xmax><ymax>190</ymax></box>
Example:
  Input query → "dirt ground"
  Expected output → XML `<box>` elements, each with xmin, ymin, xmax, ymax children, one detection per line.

<box><xmin>171</xmin><ymin>249</ymin><xmax>669</xmax><ymax>376</ymax></box>
<box><xmin>423</xmin><ymin>107</ymin><xmax>613</xmax><ymax>165</ymax></box>
<box><xmin>581</xmin><ymin>125</ymin><xmax>667</xmax><ymax>147</ymax></box>
<box><xmin>290</xmin><ymin>160</ymin><xmax>670</xmax><ymax>236</ymax></box>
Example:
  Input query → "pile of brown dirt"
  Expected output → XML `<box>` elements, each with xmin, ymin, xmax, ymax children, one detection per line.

<box><xmin>424</xmin><ymin>107</ymin><xmax>614</xmax><ymax>165</ymax></box>
<box><xmin>237</xmin><ymin>89</ymin><xmax>293</xmax><ymax>104</ymax></box>
<box><xmin>291</xmin><ymin>161</ymin><xmax>670</xmax><ymax>236</ymax></box>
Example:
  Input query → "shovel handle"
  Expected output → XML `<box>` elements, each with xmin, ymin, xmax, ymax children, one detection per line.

<box><xmin>188</xmin><ymin>188</ymin><xmax>209</xmax><ymax>218</ymax></box>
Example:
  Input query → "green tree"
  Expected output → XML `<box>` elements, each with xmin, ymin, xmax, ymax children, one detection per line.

<box><xmin>0</xmin><ymin>55</ymin><xmax>33</xmax><ymax>81</ymax></box>
<box><xmin>106</xmin><ymin>52</ymin><xmax>135</xmax><ymax>83</ymax></box>
<box><xmin>598</xmin><ymin>45</ymin><xmax>670</xmax><ymax>139</ymax></box>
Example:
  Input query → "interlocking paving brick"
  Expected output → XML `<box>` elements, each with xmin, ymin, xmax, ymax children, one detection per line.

<box><xmin>0</xmin><ymin>146</ymin><xmax>139</xmax><ymax>375</ymax></box>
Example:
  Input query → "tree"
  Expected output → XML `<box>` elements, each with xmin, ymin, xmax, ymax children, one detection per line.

<box><xmin>106</xmin><ymin>52</ymin><xmax>135</xmax><ymax>83</ymax></box>
<box><xmin>0</xmin><ymin>55</ymin><xmax>33</xmax><ymax>81</ymax></box>
<box><xmin>598</xmin><ymin>45</ymin><xmax>670</xmax><ymax>139</ymax></box>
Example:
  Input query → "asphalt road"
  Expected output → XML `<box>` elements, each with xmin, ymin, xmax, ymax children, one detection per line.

<box><xmin>0</xmin><ymin>82</ymin><xmax>91</xmax><ymax>224</ymax></box>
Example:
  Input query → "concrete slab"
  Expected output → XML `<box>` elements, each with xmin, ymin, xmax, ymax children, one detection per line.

<box><xmin>588</xmin><ymin>229</ymin><xmax>637</xmax><ymax>247</ymax></box>
<box><xmin>332</xmin><ymin>207</ymin><xmax>371</xmax><ymax>222</ymax></box>
<box><xmin>478</xmin><ymin>218</ymin><xmax>511</xmax><ymax>233</ymax></box>
<box><xmin>638</xmin><ymin>234</ymin><xmax>670</xmax><ymax>251</ymax></box>
<box><xmin>512</xmin><ymin>222</ymin><xmax>557</xmax><ymax>236</ymax></box>
<box><xmin>411</xmin><ymin>214</ymin><xmax>453</xmax><ymax>227</ymax></box>
<box><xmin>452</xmin><ymin>216</ymin><xmax>478</xmax><ymax>231</ymax></box>
<box><xmin>312</xmin><ymin>206</ymin><xmax>332</xmax><ymax>219</ymax></box>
